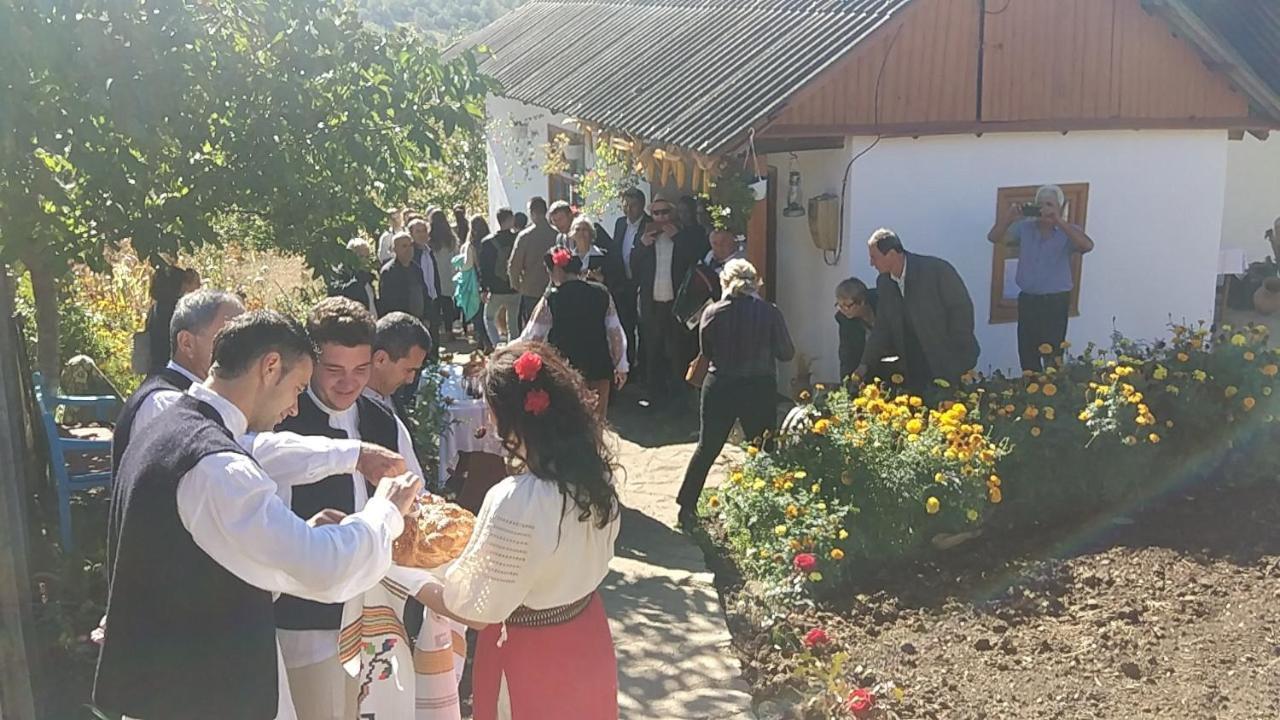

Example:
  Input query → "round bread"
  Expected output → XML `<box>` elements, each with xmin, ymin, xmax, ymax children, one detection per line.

<box><xmin>392</xmin><ymin>499</ymin><xmax>476</xmax><ymax>569</ymax></box>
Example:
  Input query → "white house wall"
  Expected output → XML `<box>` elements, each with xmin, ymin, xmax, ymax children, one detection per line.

<box><xmin>1221</xmin><ymin>134</ymin><xmax>1280</xmax><ymax>263</ymax></box>
<box><xmin>774</xmin><ymin>130</ymin><xmax>1229</xmax><ymax>383</ymax></box>
<box><xmin>485</xmin><ymin>96</ymin><xmax>556</xmax><ymax>220</ymax></box>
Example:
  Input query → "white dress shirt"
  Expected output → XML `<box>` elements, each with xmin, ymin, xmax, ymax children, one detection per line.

<box><xmin>417</xmin><ymin>246</ymin><xmax>440</xmax><ymax>299</ymax></box>
<box><xmin>444</xmin><ymin>473</ymin><xmax>619</xmax><ymax>624</ymax></box>
<box><xmin>652</xmin><ymin>233</ymin><xmax>676</xmax><ymax>302</ymax></box>
<box><xmin>275</xmin><ymin>387</ymin><xmax>431</xmax><ymax>670</ymax></box>
<box><xmin>171</xmin><ymin>383</ymin><xmax>404</xmax><ymax>720</ymax></box>
<box><xmin>134</xmin><ymin>363</ymin><xmax>365</xmax><ymax>490</ymax></box>
<box><xmin>893</xmin><ymin>255</ymin><xmax>907</xmax><ymax>297</ymax></box>
<box><xmin>620</xmin><ymin>218</ymin><xmax>641</xmax><ymax>278</ymax></box>
<box><xmin>378</xmin><ymin>230</ymin><xmax>396</xmax><ymax>264</ymax></box>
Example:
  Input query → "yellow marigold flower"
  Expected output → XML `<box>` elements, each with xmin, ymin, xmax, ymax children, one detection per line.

<box><xmin>1027</xmin><ymin>383</ymin><xmax>1040</xmax><ymax>394</ymax></box>
<box><xmin>813</xmin><ymin>419</ymin><xmax>831</xmax><ymax>435</ymax></box>
<box><xmin>1129</xmin><ymin>392</ymin><xmax>1144</xmax><ymax>404</ymax></box>
<box><xmin>794</xmin><ymin>471</ymin><xmax>808</xmax><ymax>479</ymax></box>
<box><xmin>891</xmin><ymin>373</ymin><xmax>905</xmax><ymax>385</ymax></box>
<box><xmin>817</xmin><ymin>502</ymin><xmax>826</xmax><ymax>511</ymax></box>
<box><xmin>1094</xmin><ymin>399</ymin><xmax>1105</xmax><ymax>407</ymax></box>
<box><xmin>731</xmin><ymin>471</ymin><xmax>744</xmax><ymax>484</ymax></box>
<box><xmin>944</xmin><ymin>448</ymin><xmax>957</xmax><ymax>461</ymax></box>
<box><xmin>966</xmin><ymin>509</ymin><xmax>979</xmax><ymax>522</ymax></box>
<box><xmin>905</xmin><ymin>418</ymin><xmax>924</xmax><ymax>434</ymax></box>
<box><xmin>980</xmin><ymin>449</ymin><xmax>996</xmax><ymax>463</ymax></box>
<box><xmin>1078</xmin><ymin>410</ymin><xmax>1091</xmax><ymax>421</ymax></box>
<box><xmin>786</xmin><ymin>504</ymin><xmax>800</xmax><ymax>519</ymax></box>
<box><xmin>758</xmin><ymin>549</ymin><xmax>769</xmax><ymax>558</ymax></box>
<box><xmin>1177</xmin><ymin>352</ymin><xmax>1190</xmax><ymax>363</ymax></box>
<box><xmin>747</xmin><ymin>446</ymin><xmax>759</xmax><ymax>456</ymax></box>
<box><xmin>988</xmin><ymin>486</ymin><xmax>1003</xmax><ymax>504</ymax></box>
<box><xmin>753</xmin><ymin>479</ymin><xmax>766</xmax><ymax>490</ymax></box>
<box><xmin>1043</xmin><ymin>383</ymin><xmax>1058</xmax><ymax>397</ymax></box>
<box><xmin>926</xmin><ymin>497</ymin><xmax>941</xmax><ymax>515</ymax></box>
<box><xmin>838</xmin><ymin>529</ymin><xmax>849</xmax><ymax>540</ymax></box>
<box><xmin>1030</xmin><ymin>427</ymin><xmax>1042</xmax><ymax>437</ymax></box>
<box><xmin>1043</xmin><ymin>407</ymin><xmax>1056</xmax><ymax>421</ymax></box>
<box><xmin>1038</xmin><ymin>343</ymin><xmax>1054</xmax><ymax>355</ymax></box>
<box><xmin>1153</xmin><ymin>366</ymin><xmax>1168</xmax><ymax>380</ymax></box>
<box><xmin>1243</xmin><ymin>397</ymin><xmax>1256</xmax><ymax>411</ymax></box>
<box><xmin>1192</xmin><ymin>370</ymin><xmax>1207</xmax><ymax>382</ymax></box>
<box><xmin>808</xmin><ymin>572</ymin><xmax>823</xmax><ymax>582</ymax></box>
<box><xmin>774</xmin><ymin>525</ymin><xmax>787</xmax><ymax>536</ymax></box>
<box><xmin>1263</xmin><ymin>364</ymin><xmax>1279</xmax><ymax>377</ymax></box>
<box><xmin>788</xmin><ymin>539</ymin><xmax>802</xmax><ymax>551</ymax></box>
<box><xmin>830</xmin><ymin>548</ymin><xmax>845</xmax><ymax>561</ymax></box>
<box><xmin>934</xmin><ymin>472</ymin><xmax>946</xmax><ymax>483</ymax></box>
<box><xmin>909</xmin><ymin>395</ymin><xmax>923</xmax><ymax>408</ymax></box>
<box><xmin>1024</xmin><ymin>406</ymin><xmax>1040</xmax><ymax>420</ymax></box>
<box><xmin>708</xmin><ymin>495</ymin><xmax>720</xmax><ymax>508</ymax></box>
<box><xmin>1135</xmin><ymin>415</ymin><xmax>1149</xmax><ymax>426</ymax></box>
<box><xmin>1225</xmin><ymin>386</ymin><xmax>1239</xmax><ymax>398</ymax></box>
<box><xmin>989</xmin><ymin>473</ymin><xmax>1003</xmax><ymax>488</ymax></box>
<box><xmin>1245</xmin><ymin>351</ymin><xmax>1256</xmax><ymax>362</ymax></box>
<box><xmin>783</xmin><ymin>481</ymin><xmax>794</xmax><ymax>491</ymax></box>
<box><xmin>1148</xmin><ymin>433</ymin><xmax>1160</xmax><ymax>444</ymax></box>
<box><xmin>1231</xmin><ymin>333</ymin><xmax>1247</xmax><ymax>347</ymax></box>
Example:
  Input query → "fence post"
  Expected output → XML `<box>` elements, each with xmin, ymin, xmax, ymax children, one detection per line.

<box><xmin>0</xmin><ymin>265</ymin><xmax>39</xmax><ymax>720</ymax></box>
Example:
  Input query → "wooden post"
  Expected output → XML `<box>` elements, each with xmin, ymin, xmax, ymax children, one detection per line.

<box><xmin>0</xmin><ymin>265</ymin><xmax>39</xmax><ymax>720</ymax></box>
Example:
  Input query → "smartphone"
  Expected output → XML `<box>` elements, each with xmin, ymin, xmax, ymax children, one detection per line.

<box><xmin>1021</xmin><ymin>203</ymin><xmax>1042</xmax><ymax>218</ymax></box>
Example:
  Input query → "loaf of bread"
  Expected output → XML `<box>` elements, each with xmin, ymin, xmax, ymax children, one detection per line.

<box><xmin>392</xmin><ymin>498</ymin><xmax>476</xmax><ymax>569</ymax></box>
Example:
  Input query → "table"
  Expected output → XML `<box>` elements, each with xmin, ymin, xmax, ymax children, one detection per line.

<box><xmin>433</xmin><ymin>365</ymin><xmax>505</xmax><ymax>508</ymax></box>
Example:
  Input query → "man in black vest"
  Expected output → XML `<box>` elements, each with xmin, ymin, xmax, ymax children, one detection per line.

<box><xmin>363</xmin><ymin>311</ymin><xmax>432</xmax><ymax>421</ymax></box>
<box><xmin>274</xmin><ymin>297</ymin><xmax>439</xmax><ymax>720</ymax></box>
<box><xmin>114</xmin><ymin>289</ymin><xmax>409</xmax><ymax>488</ymax></box>
<box><xmin>95</xmin><ymin>310</ymin><xmax>422</xmax><ymax>720</ymax></box>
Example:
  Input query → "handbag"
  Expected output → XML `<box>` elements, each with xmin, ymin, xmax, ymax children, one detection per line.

<box><xmin>685</xmin><ymin>353</ymin><xmax>709</xmax><ymax>388</ymax></box>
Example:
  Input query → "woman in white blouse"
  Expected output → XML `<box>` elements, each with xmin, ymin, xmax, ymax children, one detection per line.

<box><xmin>418</xmin><ymin>341</ymin><xmax>621</xmax><ymax>719</ymax></box>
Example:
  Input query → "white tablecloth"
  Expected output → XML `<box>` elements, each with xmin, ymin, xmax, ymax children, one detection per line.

<box><xmin>433</xmin><ymin>364</ymin><xmax>504</xmax><ymax>487</ymax></box>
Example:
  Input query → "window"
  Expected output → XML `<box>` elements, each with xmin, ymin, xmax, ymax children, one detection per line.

<box><xmin>989</xmin><ymin>183</ymin><xmax>1089</xmax><ymax>324</ymax></box>
<box><xmin>546</xmin><ymin>124</ymin><xmax>585</xmax><ymax>208</ymax></box>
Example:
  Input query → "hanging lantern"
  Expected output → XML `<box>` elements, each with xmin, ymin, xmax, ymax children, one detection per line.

<box><xmin>783</xmin><ymin>153</ymin><xmax>806</xmax><ymax>218</ymax></box>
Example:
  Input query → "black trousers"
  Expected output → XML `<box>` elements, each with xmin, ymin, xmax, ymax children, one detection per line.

<box><xmin>613</xmin><ymin>281</ymin><xmax>640</xmax><ymax>369</ymax></box>
<box><xmin>421</xmin><ymin>298</ymin><xmax>442</xmax><ymax>362</ymax></box>
<box><xmin>678</xmin><ymin>373</ymin><xmax>777</xmax><ymax>509</ymax></box>
<box><xmin>641</xmin><ymin>302</ymin><xmax>691</xmax><ymax>402</ymax></box>
<box><xmin>1017</xmin><ymin>291</ymin><xmax>1070</xmax><ymax>372</ymax></box>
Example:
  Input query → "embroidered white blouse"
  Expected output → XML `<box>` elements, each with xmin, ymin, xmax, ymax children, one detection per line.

<box><xmin>443</xmin><ymin>473</ymin><xmax>620</xmax><ymax>624</ymax></box>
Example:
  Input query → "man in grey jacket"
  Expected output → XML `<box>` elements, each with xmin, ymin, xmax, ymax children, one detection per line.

<box><xmin>856</xmin><ymin>228</ymin><xmax>979</xmax><ymax>394</ymax></box>
<box><xmin>507</xmin><ymin>196</ymin><xmax>559</xmax><ymax>333</ymax></box>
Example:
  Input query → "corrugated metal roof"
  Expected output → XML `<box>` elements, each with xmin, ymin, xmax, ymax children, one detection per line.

<box><xmin>1152</xmin><ymin>0</ymin><xmax>1280</xmax><ymax>120</ymax></box>
<box><xmin>1180</xmin><ymin>0</ymin><xmax>1280</xmax><ymax>100</ymax></box>
<box><xmin>448</xmin><ymin>0</ymin><xmax>915</xmax><ymax>154</ymax></box>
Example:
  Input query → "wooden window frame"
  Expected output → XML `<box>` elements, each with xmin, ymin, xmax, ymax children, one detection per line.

<box><xmin>989</xmin><ymin>183</ymin><xmax>1088</xmax><ymax>325</ymax></box>
<box><xmin>546</xmin><ymin>124</ymin><xmax>585</xmax><ymax>207</ymax></box>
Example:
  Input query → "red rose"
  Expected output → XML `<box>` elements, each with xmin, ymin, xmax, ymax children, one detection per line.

<box><xmin>792</xmin><ymin>553</ymin><xmax>817</xmax><ymax>573</ymax></box>
<box><xmin>513</xmin><ymin>352</ymin><xmax>543</xmax><ymax>382</ymax></box>
<box><xmin>551</xmin><ymin>248</ymin><xmax>572</xmax><ymax>267</ymax></box>
<box><xmin>802</xmin><ymin>628</ymin><xmax>829</xmax><ymax>648</ymax></box>
<box><xmin>846</xmin><ymin>688</ymin><xmax>875</xmax><ymax>716</ymax></box>
<box><xmin>523</xmin><ymin>388</ymin><xmax>551</xmax><ymax>415</ymax></box>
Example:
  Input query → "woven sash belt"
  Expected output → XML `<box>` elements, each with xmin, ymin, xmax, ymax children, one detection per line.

<box><xmin>506</xmin><ymin>593</ymin><xmax>593</xmax><ymax>628</ymax></box>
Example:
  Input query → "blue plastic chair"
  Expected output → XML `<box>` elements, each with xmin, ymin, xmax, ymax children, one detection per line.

<box><xmin>31</xmin><ymin>371</ymin><xmax>116</xmax><ymax>552</ymax></box>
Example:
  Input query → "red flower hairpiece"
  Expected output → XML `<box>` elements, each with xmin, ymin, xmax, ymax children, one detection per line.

<box><xmin>513</xmin><ymin>352</ymin><xmax>543</xmax><ymax>382</ymax></box>
<box><xmin>524</xmin><ymin>388</ymin><xmax>551</xmax><ymax>416</ymax></box>
<box><xmin>551</xmin><ymin>248</ymin><xmax>572</xmax><ymax>268</ymax></box>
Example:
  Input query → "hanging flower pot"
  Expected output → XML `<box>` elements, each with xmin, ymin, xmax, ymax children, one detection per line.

<box><xmin>748</xmin><ymin>175</ymin><xmax>768</xmax><ymax>201</ymax></box>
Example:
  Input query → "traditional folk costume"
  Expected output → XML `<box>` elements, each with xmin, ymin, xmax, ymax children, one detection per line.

<box><xmin>94</xmin><ymin>384</ymin><xmax>404</xmax><ymax>720</ymax></box>
<box><xmin>444</xmin><ymin>472</ymin><xmax>621</xmax><ymax>720</ymax></box>
<box><xmin>520</xmin><ymin>275</ymin><xmax>628</xmax><ymax>418</ymax></box>
<box><xmin>276</xmin><ymin>388</ymin><xmax>466</xmax><ymax>720</ymax></box>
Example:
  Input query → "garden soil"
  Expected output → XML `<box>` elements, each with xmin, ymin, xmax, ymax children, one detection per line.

<box><xmin>710</xmin><ymin>480</ymin><xmax>1280</xmax><ymax>719</ymax></box>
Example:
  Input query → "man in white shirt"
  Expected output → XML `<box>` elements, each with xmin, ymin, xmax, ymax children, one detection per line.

<box><xmin>274</xmin><ymin>297</ymin><xmax>453</xmax><ymax>720</ymax></box>
<box><xmin>94</xmin><ymin>310</ymin><xmax>422</xmax><ymax>720</ymax></box>
<box><xmin>377</xmin><ymin>207</ymin><xmax>406</xmax><ymax>264</ymax></box>
<box><xmin>364</xmin><ymin>312</ymin><xmax>432</xmax><ymax>418</ymax></box>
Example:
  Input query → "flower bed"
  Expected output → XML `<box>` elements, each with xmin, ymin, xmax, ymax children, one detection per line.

<box><xmin>701</xmin><ymin>323</ymin><xmax>1280</xmax><ymax>717</ymax></box>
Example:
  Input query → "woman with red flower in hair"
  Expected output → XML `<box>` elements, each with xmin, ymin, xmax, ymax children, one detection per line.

<box><xmin>519</xmin><ymin>246</ymin><xmax>629</xmax><ymax>419</ymax></box>
<box><xmin>414</xmin><ymin>342</ymin><xmax>621</xmax><ymax>720</ymax></box>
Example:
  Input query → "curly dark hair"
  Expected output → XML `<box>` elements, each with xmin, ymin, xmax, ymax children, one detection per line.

<box><xmin>483</xmin><ymin>341</ymin><xmax>619</xmax><ymax>528</ymax></box>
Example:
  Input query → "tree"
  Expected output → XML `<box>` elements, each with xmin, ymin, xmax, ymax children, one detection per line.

<box><xmin>0</xmin><ymin>0</ymin><xmax>495</xmax><ymax>386</ymax></box>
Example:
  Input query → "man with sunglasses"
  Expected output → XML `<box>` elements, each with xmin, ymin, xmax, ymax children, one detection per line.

<box><xmin>631</xmin><ymin>196</ymin><xmax>710</xmax><ymax>409</ymax></box>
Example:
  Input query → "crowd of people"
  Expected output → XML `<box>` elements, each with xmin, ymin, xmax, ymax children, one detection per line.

<box><xmin>97</xmin><ymin>180</ymin><xmax>1093</xmax><ymax>719</ymax></box>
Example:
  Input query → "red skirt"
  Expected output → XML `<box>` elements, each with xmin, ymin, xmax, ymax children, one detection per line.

<box><xmin>472</xmin><ymin>593</ymin><xmax>618</xmax><ymax>720</ymax></box>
